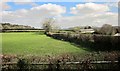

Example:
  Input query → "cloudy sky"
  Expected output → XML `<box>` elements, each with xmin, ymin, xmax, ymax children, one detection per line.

<box><xmin>0</xmin><ymin>1</ymin><xmax>119</xmax><ymax>28</ymax></box>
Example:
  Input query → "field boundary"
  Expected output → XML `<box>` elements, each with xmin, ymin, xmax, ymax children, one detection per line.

<box><xmin>2</xmin><ymin>60</ymin><xmax>120</xmax><ymax>70</ymax></box>
<box><xmin>2</xmin><ymin>60</ymin><xmax>119</xmax><ymax>65</ymax></box>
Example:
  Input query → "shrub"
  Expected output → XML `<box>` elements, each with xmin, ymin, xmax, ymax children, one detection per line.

<box><xmin>48</xmin><ymin>33</ymin><xmax>120</xmax><ymax>51</ymax></box>
<box><xmin>17</xmin><ymin>59</ymin><xmax>29</xmax><ymax>70</ymax></box>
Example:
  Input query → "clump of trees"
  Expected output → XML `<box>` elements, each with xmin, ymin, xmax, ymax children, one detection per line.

<box><xmin>0</xmin><ymin>23</ymin><xmax>35</xmax><ymax>30</ymax></box>
<box><xmin>84</xmin><ymin>26</ymin><xmax>91</xmax><ymax>29</ymax></box>
<box><xmin>97</xmin><ymin>24</ymin><xmax>119</xmax><ymax>35</ymax></box>
<box><xmin>71</xmin><ymin>27</ymin><xmax>81</xmax><ymax>33</ymax></box>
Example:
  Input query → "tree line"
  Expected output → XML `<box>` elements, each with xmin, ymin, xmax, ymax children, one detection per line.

<box><xmin>42</xmin><ymin>18</ymin><xmax>120</xmax><ymax>35</ymax></box>
<box><xmin>0</xmin><ymin>23</ymin><xmax>35</xmax><ymax>30</ymax></box>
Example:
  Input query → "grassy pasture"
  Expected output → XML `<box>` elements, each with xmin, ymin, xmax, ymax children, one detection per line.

<box><xmin>2</xmin><ymin>32</ymin><xmax>88</xmax><ymax>56</ymax></box>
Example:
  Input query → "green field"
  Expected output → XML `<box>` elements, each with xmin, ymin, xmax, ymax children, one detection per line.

<box><xmin>2</xmin><ymin>32</ymin><xmax>88</xmax><ymax>56</ymax></box>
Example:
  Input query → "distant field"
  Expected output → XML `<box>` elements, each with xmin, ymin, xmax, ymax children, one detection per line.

<box><xmin>2</xmin><ymin>32</ymin><xmax>88</xmax><ymax>56</ymax></box>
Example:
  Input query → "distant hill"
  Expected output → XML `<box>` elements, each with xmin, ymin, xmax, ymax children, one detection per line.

<box><xmin>0</xmin><ymin>23</ymin><xmax>35</xmax><ymax>30</ymax></box>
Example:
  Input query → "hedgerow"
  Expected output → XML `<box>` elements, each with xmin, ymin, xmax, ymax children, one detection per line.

<box><xmin>47</xmin><ymin>33</ymin><xmax>120</xmax><ymax>51</ymax></box>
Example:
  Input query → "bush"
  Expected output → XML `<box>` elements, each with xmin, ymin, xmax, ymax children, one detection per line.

<box><xmin>17</xmin><ymin>59</ymin><xmax>29</xmax><ymax>70</ymax></box>
<box><xmin>48</xmin><ymin>33</ymin><xmax>120</xmax><ymax>51</ymax></box>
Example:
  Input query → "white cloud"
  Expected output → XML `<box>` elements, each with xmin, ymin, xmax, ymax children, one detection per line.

<box><xmin>9</xmin><ymin>0</ymin><xmax>33</xmax><ymax>2</ymax></box>
<box><xmin>70</xmin><ymin>3</ymin><xmax>109</xmax><ymax>15</ymax></box>
<box><xmin>0</xmin><ymin>2</ymin><xmax>11</xmax><ymax>11</ymax></box>
<box><xmin>14</xmin><ymin>2</ymin><xmax>38</xmax><ymax>6</ymax></box>
<box><xmin>56</xmin><ymin>12</ymin><xmax>118</xmax><ymax>28</ymax></box>
<box><xmin>0</xmin><ymin>1</ymin><xmax>11</xmax><ymax>22</ymax></box>
<box><xmin>1</xmin><ymin>0</ymin><xmax>11</xmax><ymax>2</ymax></box>
<box><xmin>107</xmin><ymin>2</ymin><xmax>118</xmax><ymax>7</ymax></box>
<box><xmin>1</xmin><ymin>2</ymin><xmax>118</xmax><ymax>29</ymax></box>
<box><xmin>1</xmin><ymin>3</ymin><xmax>66</xmax><ymax>28</ymax></box>
<box><xmin>56</xmin><ymin>3</ymin><xmax>117</xmax><ymax>28</ymax></box>
<box><xmin>83</xmin><ymin>0</ymin><xmax>119</xmax><ymax>2</ymax></box>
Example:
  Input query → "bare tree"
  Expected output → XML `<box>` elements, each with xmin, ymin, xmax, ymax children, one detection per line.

<box><xmin>42</xmin><ymin>18</ymin><xmax>55</xmax><ymax>34</ymax></box>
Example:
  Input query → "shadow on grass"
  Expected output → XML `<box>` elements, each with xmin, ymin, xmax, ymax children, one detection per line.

<box><xmin>69</xmin><ymin>42</ymin><xmax>93</xmax><ymax>52</ymax></box>
<box><xmin>48</xmin><ymin>36</ymin><xmax>120</xmax><ymax>52</ymax></box>
<box><xmin>69</xmin><ymin>41</ymin><xmax>120</xmax><ymax>52</ymax></box>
